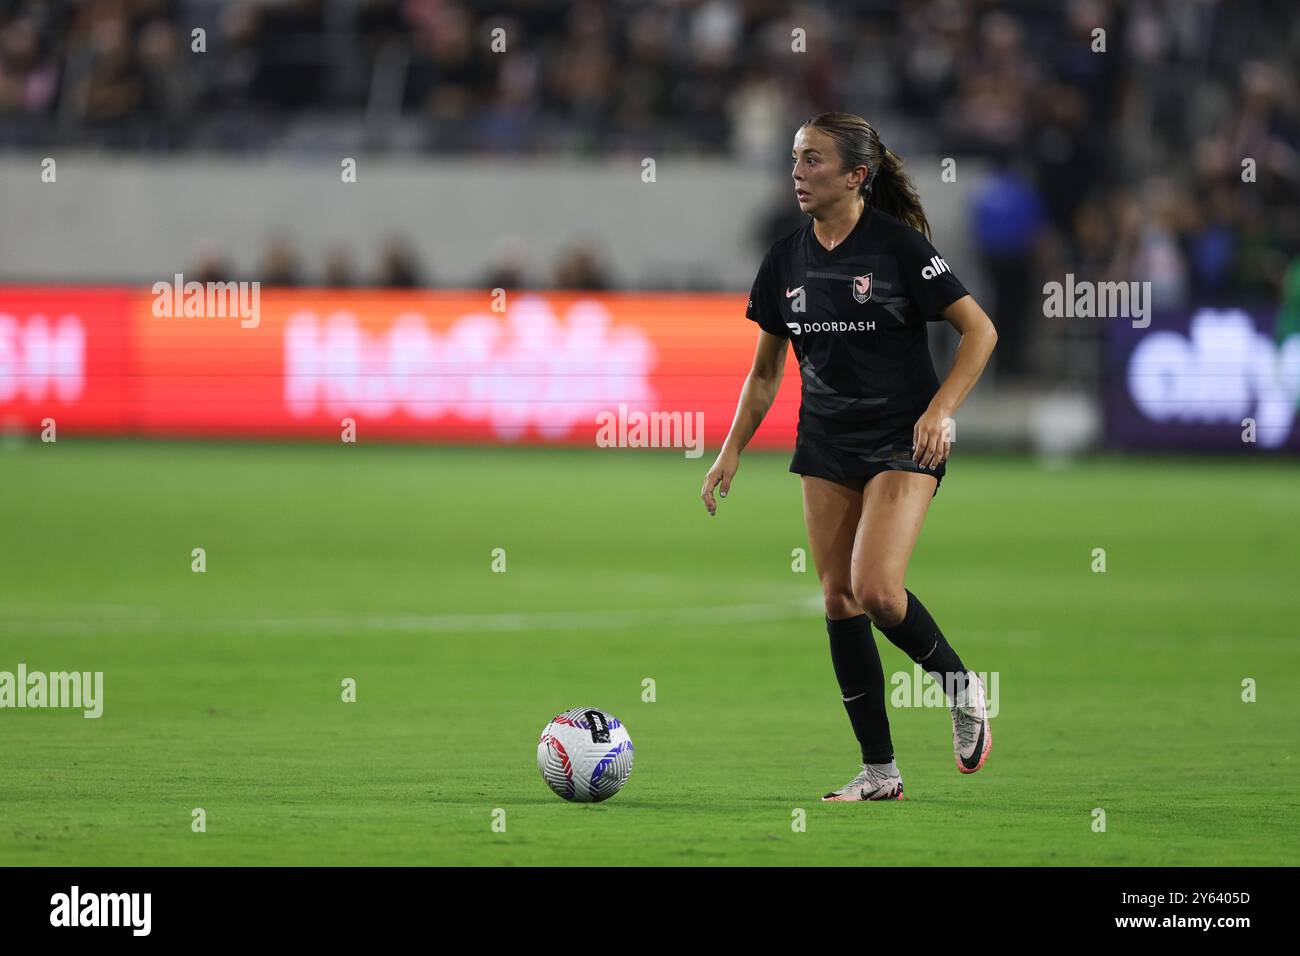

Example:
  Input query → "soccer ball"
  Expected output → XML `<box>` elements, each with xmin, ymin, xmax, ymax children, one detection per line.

<box><xmin>537</xmin><ymin>707</ymin><xmax>634</xmax><ymax>802</ymax></box>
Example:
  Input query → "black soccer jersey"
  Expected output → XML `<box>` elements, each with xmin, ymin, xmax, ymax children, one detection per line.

<box><xmin>745</xmin><ymin>205</ymin><xmax>968</xmax><ymax>456</ymax></box>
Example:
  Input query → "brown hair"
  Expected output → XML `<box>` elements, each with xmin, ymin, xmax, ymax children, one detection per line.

<box><xmin>801</xmin><ymin>112</ymin><xmax>931</xmax><ymax>240</ymax></box>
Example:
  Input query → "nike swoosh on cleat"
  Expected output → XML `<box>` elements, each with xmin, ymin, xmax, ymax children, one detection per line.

<box><xmin>959</xmin><ymin>721</ymin><xmax>986</xmax><ymax>771</ymax></box>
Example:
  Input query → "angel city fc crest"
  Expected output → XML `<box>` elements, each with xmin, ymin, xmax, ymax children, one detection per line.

<box><xmin>852</xmin><ymin>273</ymin><xmax>873</xmax><ymax>304</ymax></box>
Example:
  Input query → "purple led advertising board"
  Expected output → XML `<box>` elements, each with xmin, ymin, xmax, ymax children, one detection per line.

<box><xmin>1105</xmin><ymin>306</ymin><xmax>1300</xmax><ymax>452</ymax></box>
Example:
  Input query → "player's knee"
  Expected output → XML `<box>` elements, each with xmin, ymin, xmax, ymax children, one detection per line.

<box><xmin>822</xmin><ymin>588</ymin><xmax>861</xmax><ymax>621</ymax></box>
<box><xmin>853</xmin><ymin>582</ymin><xmax>903</xmax><ymax>626</ymax></box>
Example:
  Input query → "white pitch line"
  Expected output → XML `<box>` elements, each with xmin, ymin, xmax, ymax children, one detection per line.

<box><xmin>0</xmin><ymin>597</ymin><xmax>828</xmax><ymax>637</ymax></box>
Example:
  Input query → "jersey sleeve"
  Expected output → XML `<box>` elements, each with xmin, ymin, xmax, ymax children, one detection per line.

<box><xmin>744</xmin><ymin>247</ymin><xmax>789</xmax><ymax>338</ymax></box>
<box><xmin>896</xmin><ymin>227</ymin><xmax>969</xmax><ymax>321</ymax></box>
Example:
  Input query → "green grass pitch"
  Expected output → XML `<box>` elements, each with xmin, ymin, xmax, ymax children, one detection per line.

<box><xmin>1</xmin><ymin>440</ymin><xmax>1297</xmax><ymax>865</ymax></box>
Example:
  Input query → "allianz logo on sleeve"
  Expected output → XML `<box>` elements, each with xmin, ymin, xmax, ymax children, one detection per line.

<box><xmin>921</xmin><ymin>256</ymin><xmax>950</xmax><ymax>279</ymax></box>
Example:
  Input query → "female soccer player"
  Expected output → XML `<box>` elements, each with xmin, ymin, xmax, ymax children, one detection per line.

<box><xmin>701</xmin><ymin>112</ymin><xmax>998</xmax><ymax>801</ymax></box>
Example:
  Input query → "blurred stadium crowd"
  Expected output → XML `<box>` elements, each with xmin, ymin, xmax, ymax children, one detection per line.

<box><xmin>1</xmin><ymin>0</ymin><xmax>1297</xmax><ymax>380</ymax></box>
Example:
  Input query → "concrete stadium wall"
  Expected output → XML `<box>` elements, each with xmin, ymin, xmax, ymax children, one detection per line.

<box><xmin>1</xmin><ymin>153</ymin><xmax>983</xmax><ymax>295</ymax></box>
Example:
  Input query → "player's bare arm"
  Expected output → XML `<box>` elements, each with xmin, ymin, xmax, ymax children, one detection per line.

<box><xmin>913</xmin><ymin>295</ymin><xmax>998</xmax><ymax>470</ymax></box>
<box><xmin>701</xmin><ymin>328</ymin><xmax>787</xmax><ymax>516</ymax></box>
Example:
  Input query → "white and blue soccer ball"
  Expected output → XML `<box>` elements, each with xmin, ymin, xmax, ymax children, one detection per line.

<box><xmin>537</xmin><ymin>708</ymin><xmax>634</xmax><ymax>803</ymax></box>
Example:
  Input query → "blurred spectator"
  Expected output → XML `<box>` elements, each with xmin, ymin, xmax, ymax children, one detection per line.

<box><xmin>1071</xmin><ymin>202</ymin><xmax>1121</xmax><ymax>282</ymax></box>
<box><xmin>969</xmin><ymin>154</ymin><xmax>1045</xmax><ymax>380</ymax></box>
<box><xmin>1217</xmin><ymin>63</ymin><xmax>1298</xmax><ymax>187</ymax></box>
<box><xmin>1186</xmin><ymin>183</ymin><xmax>1239</xmax><ymax>303</ymax></box>
<box><xmin>261</xmin><ymin>234</ymin><xmax>303</xmax><ymax>287</ymax></box>
<box><xmin>251</xmin><ymin>0</ymin><xmax>325</xmax><ymax>112</ymax></box>
<box><xmin>407</xmin><ymin>0</ymin><xmax>494</xmax><ymax>132</ymax></box>
<box><xmin>483</xmin><ymin>235</ymin><xmax>531</xmax><ymax>290</ymax></box>
<box><xmin>946</xmin><ymin>12</ymin><xmax>1035</xmax><ymax>155</ymax></box>
<box><xmin>728</xmin><ymin>69</ymin><xmax>787</xmax><ymax>167</ymax></box>
<box><xmin>376</xmin><ymin>237</ymin><xmax>423</xmax><ymax>287</ymax></box>
<box><xmin>77</xmin><ymin>15</ymin><xmax>144</xmax><ymax>129</ymax></box>
<box><xmin>897</xmin><ymin>0</ymin><xmax>965</xmax><ymax>122</ymax></box>
<box><xmin>188</xmin><ymin>239</ymin><xmax>233</xmax><ymax>285</ymax></box>
<box><xmin>1130</xmin><ymin>177</ymin><xmax>1191</xmax><ymax>311</ymax></box>
<box><xmin>1029</xmin><ymin>82</ymin><xmax>1095</xmax><ymax>237</ymax></box>
<box><xmin>0</xmin><ymin>15</ymin><xmax>58</xmax><ymax>115</ymax></box>
<box><xmin>137</xmin><ymin>17</ymin><xmax>195</xmax><ymax>145</ymax></box>
<box><xmin>553</xmin><ymin>243</ymin><xmax>610</xmax><ymax>291</ymax></box>
<box><xmin>323</xmin><ymin>247</ymin><xmax>358</xmax><ymax>288</ymax></box>
<box><xmin>1275</xmin><ymin>255</ymin><xmax>1300</xmax><ymax>343</ymax></box>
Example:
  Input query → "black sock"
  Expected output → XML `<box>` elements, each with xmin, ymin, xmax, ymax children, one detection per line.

<box><xmin>877</xmin><ymin>589</ymin><xmax>969</xmax><ymax>703</ymax></box>
<box><xmin>826</xmin><ymin>614</ymin><xmax>894</xmax><ymax>764</ymax></box>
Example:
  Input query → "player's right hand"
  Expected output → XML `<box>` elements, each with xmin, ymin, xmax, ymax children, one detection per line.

<box><xmin>701</xmin><ymin>449</ymin><xmax>740</xmax><ymax>516</ymax></box>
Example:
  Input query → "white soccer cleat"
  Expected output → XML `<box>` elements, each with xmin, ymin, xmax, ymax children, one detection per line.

<box><xmin>821</xmin><ymin>762</ymin><xmax>905</xmax><ymax>801</ymax></box>
<box><xmin>951</xmin><ymin>671</ymin><xmax>991</xmax><ymax>774</ymax></box>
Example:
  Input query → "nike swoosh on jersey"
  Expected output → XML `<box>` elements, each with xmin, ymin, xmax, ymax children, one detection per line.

<box><xmin>785</xmin><ymin>286</ymin><xmax>804</xmax><ymax>298</ymax></box>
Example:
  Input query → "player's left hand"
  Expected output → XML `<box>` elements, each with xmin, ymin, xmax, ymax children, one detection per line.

<box><xmin>912</xmin><ymin>406</ymin><xmax>953</xmax><ymax>471</ymax></box>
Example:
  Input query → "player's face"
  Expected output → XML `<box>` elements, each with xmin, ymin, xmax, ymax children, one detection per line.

<box><xmin>792</xmin><ymin>126</ymin><xmax>865</xmax><ymax>215</ymax></box>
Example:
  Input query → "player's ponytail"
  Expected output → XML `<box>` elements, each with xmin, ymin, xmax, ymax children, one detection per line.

<box><xmin>802</xmin><ymin>112</ymin><xmax>932</xmax><ymax>241</ymax></box>
<box><xmin>868</xmin><ymin>145</ymin><xmax>931</xmax><ymax>241</ymax></box>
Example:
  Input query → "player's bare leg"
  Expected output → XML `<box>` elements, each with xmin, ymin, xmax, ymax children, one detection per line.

<box><xmin>851</xmin><ymin>470</ymin><xmax>934</xmax><ymax>629</ymax></box>
<box><xmin>802</xmin><ymin>475</ymin><xmax>905</xmax><ymax>801</ymax></box>
<box><xmin>800</xmin><ymin>474</ymin><xmax>864</xmax><ymax>622</ymax></box>
<box><xmin>854</xmin><ymin>470</ymin><xmax>990</xmax><ymax>773</ymax></box>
